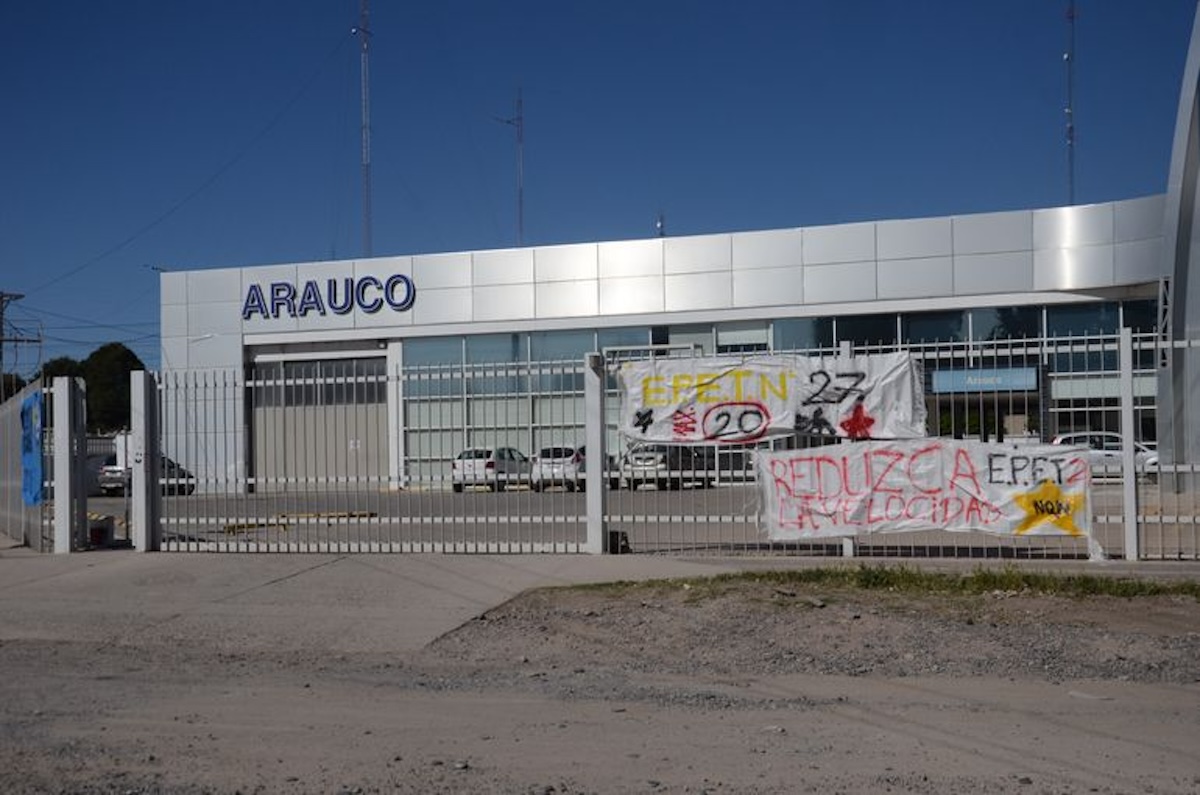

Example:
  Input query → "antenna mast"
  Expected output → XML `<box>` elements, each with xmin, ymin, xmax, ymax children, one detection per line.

<box><xmin>496</xmin><ymin>88</ymin><xmax>525</xmax><ymax>246</ymax></box>
<box><xmin>356</xmin><ymin>0</ymin><xmax>373</xmax><ymax>257</ymax></box>
<box><xmin>1064</xmin><ymin>0</ymin><xmax>1076</xmax><ymax>205</ymax></box>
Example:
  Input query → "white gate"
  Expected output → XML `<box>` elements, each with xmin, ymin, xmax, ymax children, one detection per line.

<box><xmin>124</xmin><ymin>332</ymin><xmax>1200</xmax><ymax>560</ymax></box>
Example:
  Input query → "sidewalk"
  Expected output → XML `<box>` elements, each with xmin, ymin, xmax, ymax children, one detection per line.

<box><xmin>2</xmin><ymin>539</ymin><xmax>1198</xmax><ymax>653</ymax></box>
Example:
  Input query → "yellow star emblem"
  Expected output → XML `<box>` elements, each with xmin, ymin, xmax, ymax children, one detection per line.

<box><xmin>1012</xmin><ymin>479</ymin><xmax>1087</xmax><ymax>537</ymax></box>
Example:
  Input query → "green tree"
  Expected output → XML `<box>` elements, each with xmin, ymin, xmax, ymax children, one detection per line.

<box><xmin>37</xmin><ymin>357</ymin><xmax>84</xmax><ymax>380</ymax></box>
<box><xmin>81</xmin><ymin>344</ymin><xmax>145</xmax><ymax>432</ymax></box>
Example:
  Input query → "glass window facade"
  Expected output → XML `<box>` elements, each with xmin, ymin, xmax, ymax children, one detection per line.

<box><xmin>773</xmin><ymin>318</ymin><xmax>833</xmax><ymax>352</ymax></box>
<box><xmin>467</xmin><ymin>333</ymin><xmax>528</xmax><ymax>363</ymax></box>
<box><xmin>837</xmin><ymin>314</ymin><xmax>897</xmax><ymax>346</ymax></box>
<box><xmin>901</xmin><ymin>310</ymin><xmax>966</xmax><ymax>344</ymax></box>
<box><xmin>530</xmin><ymin>330</ymin><xmax>595</xmax><ymax>361</ymax></box>
<box><xmin>1046</xmin><ymin>303</ymin><xmax>1119</xmax><ymax>336</ymax></box>
<box><xmin>970</xmin><ymin>307</ymin><xmax>1042</xmax><ymax>340</ymax></box>
<box><xmin>403</xmin><ymin>337</ymin><xmax>463</xmax><ymax>366</ymax></box>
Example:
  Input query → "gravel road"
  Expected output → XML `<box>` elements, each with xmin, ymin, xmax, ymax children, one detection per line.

<box><xmin>1</xmin><ymin>576</ymin><xmax>1198</xmax><ymax>794</ymax></box>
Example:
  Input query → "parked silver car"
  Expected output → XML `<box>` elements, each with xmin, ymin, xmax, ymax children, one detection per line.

<box><xmin>1049</xmin><ymin>432</ymin><xmax>1158</xmax><ymax>481</ymax></box>
<box><xmin>452</xmin><ymin>447</ymin><xmax>531</xmax><ymax>492</ymax></box>
<box><xmin>531</xmin><ymin>446</ymin><xmax>582</xmax><ymax>492</ymax></box>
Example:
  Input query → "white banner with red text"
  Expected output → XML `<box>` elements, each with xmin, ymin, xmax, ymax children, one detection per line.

<box><xmin>617</xmin><ymin>352</ymin><xmax>925</xmax><ymax>444</ymax></box>
<box><xmin>755</xmin><ymin>440</ymin><xmax>1099</xmax><ymax>554</ymax></box>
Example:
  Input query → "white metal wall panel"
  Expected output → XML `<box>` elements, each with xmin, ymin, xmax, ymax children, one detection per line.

<box><xmin>161</xmin><ymin>272</ymin><xmax>188</xmax><ymax>304</ymax></box>
<box><xmin>598</xmin><ymin>239</ymin><xmax>663</xmax><ymax>279</ymax></box>
<box><xmin>664</xmin><ymin>233</ymin><xmax>732</xmax><ymax>274</ymax></box>
<box><xmin>877</xmin><ymin>217</ymin><xmax>953</xmax><ymax>260</ymax></box>
<box><xmin>185</xmin><ymin>335</ymin><xmax>244</xmax><ymax>369</ymax></box>
<box><xmin>954</xmin><ymin>251</ymin><xmax>1034</xmax><ymax>294</ymax></box>
<box><xmin>413</xmin><ymin>252</ymin><xmax>472</xmax><ymax>289</ymax></box>
<box><xmin>1115</xmin><ymin>238</ymin><xmax>1166</xmax><ymax>283</ymax></box>
<box><xmin>1034</xmin><ymin>245</ymin><xmax>1116</xmax><ymax>290</ymax></box>
<box><xmin>803</xmin><ymin>261</ymin><xmax>876</xmax><ymax>303</ymax></box>
<box><xmin>189</xmin><ymin>267</ymin><xmax>244</xmax><ymax>304</ymax></box>
<box><xmin>535</xmin><ymin>243</ymin><xmax>598</xmax><ymax>282</ymax></box>
<box><xmin>599</xmin><ymin>275</ymin><xmax>665</xmax><ymax>314</ymax></box>
<box><xmin>731</xmin><ymin>228</ymin><xmax>802</xmax><ymax>270</ymax></box>
<box><xmin>474</xmin><ymin>284</ymin><xmax>536</xmax><ymax>321</ymax></box>
<box><xmin>474</xmin><ymin>248</ymin><xmax>534</xmax><ymax>285</ymax></box>
<box><xmin>536</xmin><ymin>280</ymin><xmax>599</xmax><ymax>318</ymax></box>
<box><xmin>189</xmin><ymin>301</ymin><xmax>243</xmax><ymax>337</ymax></box>
<box><xmin>877</xmin><ymin>256</ymin><xmax>953</xmax><ymax>300</ymax></box>
<box><xmin>733</xmin><ymin>266</ymin><xmax>803</xmax><ymax>307</ymax></box>
<box><xmin>412</xmin><ymin>287</ymin><xmax>473</xmax><ymax>324</ymax></box>
<box><xmin>803</xmin><ymin>222</ymin><xmax>875</xmax><ymax>265</ymax></box>
<box><xmin>161</xmin><ymin>303</ymin><xmax>188</xmax><ymax>339</ymax></box>
<box><xmin>665</xmin><ymin>271</ymin><xmax>733</xmax><ymax>312</ymax></box>
<box><xmin>952</xmin><ymin>210</ymin><xmax>1033</xmax><ymax>255</ymax></box>
<box><xmin>1033</xmin><ymin>204</ymin><xmax>1114</xmax><ymax>249</ymax></box>
<box><xmin>1114</xmin><ymin>195</ymin><xmax>1166</xmax><ymax>242</ymax></box>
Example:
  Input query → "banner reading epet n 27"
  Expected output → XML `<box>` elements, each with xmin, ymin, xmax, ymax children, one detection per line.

<box><xmin>617</xmin><ymin>352</ymin><xmax>925</xmax><ymax>444</ymax></box>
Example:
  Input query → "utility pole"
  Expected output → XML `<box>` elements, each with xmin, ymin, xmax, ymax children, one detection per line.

<box><xmin>496</xmin><ymin>88</ymin><xmax>525</xmax><ymax>246</ymax></box>
<box><xmin>0</xmin><ymin>291</ymin><xmax>31</xmax><ymax>400</ymax></box>
<box><xmin>354</xmin><ymin>0</ymin><xmax>373</xmax><ymax>258</ymax></box>
<box><xmin>1064</xmin><ymin>0</ymin><xmax>1077</xmax><ymax>206</ymax></box>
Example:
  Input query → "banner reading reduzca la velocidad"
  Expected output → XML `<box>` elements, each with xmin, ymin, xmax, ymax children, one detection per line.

<box><xmin>618</xmin><ymin>352</ymin><xmax>925</xmax><ymax>444</ymax></box>
<box><xmin>755</xmin><ymin>440</ymin><xmax>1094</xmax><ymax>540</ymax></box>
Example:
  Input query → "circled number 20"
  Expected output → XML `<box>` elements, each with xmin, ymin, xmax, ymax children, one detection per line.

<box><xmin>702</xmin><ymin>402</ymin><xmax>770</xmax><ymax>442</ymax></box>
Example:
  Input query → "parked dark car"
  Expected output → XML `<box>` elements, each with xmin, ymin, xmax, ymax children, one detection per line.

<box><xmin>96</xmin><ymin>455</ymin><xmax>196</xmax><ymax>497</ymax></box>
<box><xmin>619</xmin><ymin>443</ymin><xmax>715</xmax><ymax>490</ymax></box>
<box><xmin>576</xmin><ymin>444</ymin><xmax>620</xmax><ymax>491</ymax></box>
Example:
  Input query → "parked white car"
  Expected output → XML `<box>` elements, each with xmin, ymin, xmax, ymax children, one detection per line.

<box><xmin>1049</xmin><ymin>432</ymin><xmax>1158</xmax><ymax>481</ymax></box>
<box><xmin>451</xmin><ymin>447</ymin><xmax>531</xmax><ymax>492</ymax></box>
<box><xmin>531</xmin><ymin>446</ymin><xmax>582</xmax><ymax>492</ymax></box>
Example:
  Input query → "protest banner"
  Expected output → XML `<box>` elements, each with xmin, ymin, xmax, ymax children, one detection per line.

<box><xmin>755</xmin><ymin>439</ymin><xmax>1094</xmax><ymax>542</ymax></box>
<box><xmin>618</xmin><ymin>351</ymin><xmax>925</xmax><ymax>444</ymax></box>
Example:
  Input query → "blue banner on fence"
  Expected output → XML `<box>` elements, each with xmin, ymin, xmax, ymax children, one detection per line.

<box><xmin>21</xmin><ymin>391</ymin><xmax>44</xmax><ymax>506</ymax></box>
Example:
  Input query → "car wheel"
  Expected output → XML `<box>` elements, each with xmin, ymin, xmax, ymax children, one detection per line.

<box><xmin>452</xmin><ymin>483</ymin><xmax>463</xmax><ymax>493</ymax></box>
<box><xmin>494</xmin><ymin>479</ymin><xmax>506</xmax><ymax>492</ymax></box>
<box><xmin>532</xmin><ymin>481</ymin><xmax>542</xmax><ymax>492</ymax></box>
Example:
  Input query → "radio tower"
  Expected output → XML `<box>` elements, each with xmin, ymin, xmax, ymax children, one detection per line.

<box><xmin>1064</xmin><ymin>0</ymin><xmax>1077</xmax><ymax>205</ymax></box>
<box><xmin>355</xmin><ymin>0</ymin><xmax>373</xmax><ymax>258</ymax></box>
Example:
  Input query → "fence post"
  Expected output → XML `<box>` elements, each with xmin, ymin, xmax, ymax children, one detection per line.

<box><xmin>51</xmin><ymin>376</ymin><xmax>86</xmax><ymax>554</ymax></box>
<box><xmin>584</xmin><ymin>353</ymin><xmax>606</xmax><ymax>554</ymax></box>
<box><xmin>130</xmin><ymin>370</ymin><xmax>161</xmax><ymax>551</ymax></box>
<box><xmin>1118</xmin><ymin>328</ymin><xmax>1140</xmax><ymax>561</ymax></box>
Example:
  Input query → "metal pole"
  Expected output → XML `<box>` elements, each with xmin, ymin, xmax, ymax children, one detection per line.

<box><xmin>357</xmin><ymin>0</ymin><xmax>373</xmax><ymax>258</ymax></box>
<box><xmin>1064</xmin><ymin>0</ymin><xmax>1076</xmax><ymax>205</ymax></box>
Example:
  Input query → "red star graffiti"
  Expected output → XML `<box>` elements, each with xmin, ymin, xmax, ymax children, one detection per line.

<box><xmin>840</xmin><ymin>398</ymin><xmax>876</xmax><ymax>440</ymax></box>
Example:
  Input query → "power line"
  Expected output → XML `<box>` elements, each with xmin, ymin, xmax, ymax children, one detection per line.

<box><xmin>0</xmin><ymin>291</ymin><xmax>41</xmax><ymax>399</ymax></box>
<box><xmin>22</xmin><ymin>32</ymin><xmax>353</xmax><ymax>297</ymax></box>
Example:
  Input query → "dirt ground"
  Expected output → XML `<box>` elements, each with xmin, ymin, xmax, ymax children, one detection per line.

<box><xmin>1</xmin><ymin>576</ymin><xmax>1198</xmax><ymax>795</ymax></box>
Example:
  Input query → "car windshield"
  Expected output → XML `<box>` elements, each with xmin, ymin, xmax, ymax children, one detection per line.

<box><xmin>539</xmin><ymin>447</ymin><xmax>574</xmax><ymax>458</ymax></box>
<box><xmin>457</xmin><ymin>449</ymin><xmax>490</xmax><ymax>460</ymax></box>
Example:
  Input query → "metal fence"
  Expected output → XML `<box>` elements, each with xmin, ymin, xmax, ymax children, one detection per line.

<box><xmin>0</xmin><ymin>380</ymin><xmax>50</xmax><ymax>551</ymax></box>
<box><xmin>125</xmin><ymin>331</ymin><xmax>1199</xmax><ymax>560</ymax></box>
<box><xmin>0</xmin><ymin>377</ymin><xmax>89</xmax><ymax>553</ymax></box>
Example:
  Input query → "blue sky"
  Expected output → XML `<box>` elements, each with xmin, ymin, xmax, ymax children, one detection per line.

<box><xmin>1</xmin><ymin>1</ymin><xmax>1195</xmax><ymax>373</ymax></box>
